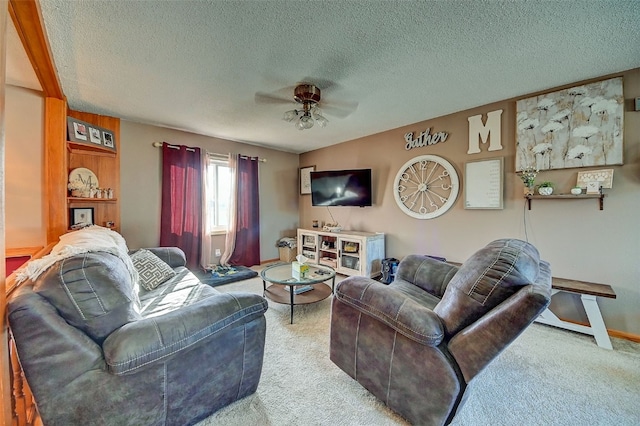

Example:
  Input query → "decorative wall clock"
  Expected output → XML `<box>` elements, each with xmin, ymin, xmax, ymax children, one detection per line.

<box><xmin>393</xmin><ymin>155</ymin><xmax>459</xmax><ymax>219</ymax></box>
<box><xmin>69</xmin><ymin>167</ymin><xmax>99</xmax><ymax>189</ymax></box>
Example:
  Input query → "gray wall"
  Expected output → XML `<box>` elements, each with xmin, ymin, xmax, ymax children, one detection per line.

<box><xmin>120</xmin><ymin>120</ymin><xmax>300</xmax><ymax>262</ymax></box>
<box><xmin>300</xmin><ymin>69</ymin><xmax>640</xmax><ymax>336</ymax></box>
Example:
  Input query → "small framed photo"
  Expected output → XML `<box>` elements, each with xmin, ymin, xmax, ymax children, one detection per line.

<box><xmin>68</xmin><ymin>118</ymin><xmax>88</xmax><ymax>142</ymax></box>
<box><xmin>102</xmin><ymin>131</ymin><xmax>115</xmax><ymax>148</ymax></box>
<box><xmin>586</xmin><ymin>181</ymin><xmax>601</xmax><ymax>195</ymax></box>
<box><xmin>576</xmin><ymin>169</ymin><xmax>614</xmax><ymax>189</ymax></box>
<box><xmin>89</xmin><ymin>126</ymin><xmax>102</xmax><ymax>144</ymax></box>
<box><xmin>70</xmin><ymin>207</ymin><xmax>94</xmax><ymax>227</ymax></box>
<box><xmin>300</xmin><ymin>165</ymin><xmax>315</xmax><ymax>195</ymax></box>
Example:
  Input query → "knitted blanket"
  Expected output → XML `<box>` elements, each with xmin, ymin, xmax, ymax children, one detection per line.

<box><xmin>16</xmin><ymin>226</ymin><xmax>139</xmax><ymax>288</ymax></box>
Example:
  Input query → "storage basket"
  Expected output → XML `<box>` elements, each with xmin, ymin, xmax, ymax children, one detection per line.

<box><xmin>279</xmin><ymin>247</ymin><xmax>296</xmax><ymax>263</ymax></box>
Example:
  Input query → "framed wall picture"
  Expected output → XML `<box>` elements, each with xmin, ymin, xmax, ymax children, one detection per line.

<box><xmin>67</xmin><ymin>117</ymin><xmax>90</xmax><ymax>143</ymax></box>
<box><xmin>70</xmin><ymin>207</ymin><xmax>94</xmax><ymax>227</ymax></box>
<box><xmin>576</xmin><ymin>169</ymin><xmax>614</xmax><ymax>189</ymax></box>
<box><xmin>102</xmin><ymin>131</ymin><xmax>115</xmax><ymax>149</ymax></box>
<box><xmin>464</xmin><ymin>157</ymin><xmax>504</xmax><ymax>209</ymax></box>
<box><xmin>300</xmin><ymin>165</ymin><xmax>315</xmax><ymax>195</ymax></box>
<box><xmin>516</xmin><ymin>77</ymin><xmax>623</xmax><ymax>172</ymax></box>
<box><xmin>67</xmin><ymin>117</ymin><xmax>117</xmax><ymax>152</ymax></box>
<box><xmin>88</xmin><ymin>126</ymin><xmax>102</xmax><ymax>144</ymax></box>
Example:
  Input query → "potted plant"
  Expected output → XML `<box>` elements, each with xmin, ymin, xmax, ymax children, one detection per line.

<box><xmin>537</xmin><ymin>181</ymin><xmax>554</xmax><ymax>196</ymax></box>
<box><xmin>517</xmin><ymin>167</ymin><xmax>538</xmax><ymax>195</ymax></box>
<box><xmin>571</xmin><ymin>186</ymin><xmax>582</xmax><ymax>195</ymax></box>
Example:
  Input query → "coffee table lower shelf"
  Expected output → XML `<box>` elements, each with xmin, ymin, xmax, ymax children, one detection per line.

<box><xmin>263</xmin><ymin>283</ymin><xmax>332</xmax><ymax>324</ymax></box>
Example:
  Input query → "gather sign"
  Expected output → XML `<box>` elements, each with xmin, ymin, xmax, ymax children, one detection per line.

<box><xmin>404</xmin><ymin>128</ymin><xmax>449</xmax><ymax>150</ymax></box>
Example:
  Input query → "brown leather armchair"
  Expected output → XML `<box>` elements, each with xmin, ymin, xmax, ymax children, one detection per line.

<box><xmin>330</xmin><ymin>239</ymin><xmax>551</xmax><ymax>425</ymax></box>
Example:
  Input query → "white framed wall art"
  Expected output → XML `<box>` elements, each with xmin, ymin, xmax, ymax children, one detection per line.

<box><xmin>515</xmin><ymin>77</ymin><xmax>623</xmax><ymax>171</ymax></box>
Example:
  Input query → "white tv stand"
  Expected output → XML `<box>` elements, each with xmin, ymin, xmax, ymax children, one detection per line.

<box><xmin>297</xmin><ymin>228</ymin><xmax>385</xmax><ymax>278</ymax></box>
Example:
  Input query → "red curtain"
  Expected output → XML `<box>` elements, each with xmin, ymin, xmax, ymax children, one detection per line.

<box><xmin>228</xmin><ymin>156</ymin><xmax>260</xmax><ymax>266</ymax></box>
<box><xmin>160</xmin><ymin>143</ymin><xmax>202</xmax><ymax>269</ymax></box>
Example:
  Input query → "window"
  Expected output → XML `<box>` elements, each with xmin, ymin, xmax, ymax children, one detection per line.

<box><xmin>205</xmin><ymin>155</ymin><xmax>231</xmax><ymax>234</ymax></box>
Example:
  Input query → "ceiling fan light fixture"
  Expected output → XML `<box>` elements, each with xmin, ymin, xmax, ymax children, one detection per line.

<box><xmin>297</xmin><ymin>114</ymin><xmax>314</xmax><ymax>130</ymax></box>
<box><xmin>256</xmin><ymin>81</ymin><xmax>357</xmax><ymax>130</ymax></box>
<box><xmin>316</xmin><ymin>116</ymin><xmax>328</xmax><ymax>128</ymax></box>
<box><xmin>285</xmin><ymin>84</ymin><xmax>328</xmax><ymax>130</ymax></box>
<box><xmin>283</xmin><ymin>109</ymin><xmax>298</xmax><ymax>122</ymax></box>
<box><xmin>312</xmin><ymin>107</ymin><xmax>328</xmax><ymax>127</ymax></box>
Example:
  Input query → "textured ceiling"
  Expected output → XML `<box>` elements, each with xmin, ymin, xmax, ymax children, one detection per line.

<box><xmin>25</xmin><ymin>1</ymin><xmax>640</xmax><ymax>153</ymax></box>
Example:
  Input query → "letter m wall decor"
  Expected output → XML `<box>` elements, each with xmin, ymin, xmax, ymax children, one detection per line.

<box><xmin>515</xmin><ymin>77</ymin><xmax>623</xmax><ymax>171</ymax></box>
<box><xmin>467</xmin><ymin>109</ymin><xmax>503</xmax><ymax>154</ymax></box>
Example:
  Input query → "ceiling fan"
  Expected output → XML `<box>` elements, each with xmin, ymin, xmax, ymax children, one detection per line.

<box><xmin>255</xmin><ymin>81</ymin><xmax>358</xmax><ymax>130</ymax></box>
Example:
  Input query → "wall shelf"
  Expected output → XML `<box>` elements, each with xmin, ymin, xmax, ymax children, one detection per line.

<box><xmin>525</xmin><ymin>193</ymin><xmax>605</xmax><ymax>210</ymax></box>
<box><xmin>67</xmin><ymin>197</ymin><xmax>118</xmax><ymax>203</ymax></box>
<box><xmin>67</xmin><ymin>141</ymin><xmax>117</xmax><ymax>157</ymax></box>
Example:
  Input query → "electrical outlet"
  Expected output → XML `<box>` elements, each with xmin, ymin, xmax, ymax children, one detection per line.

<box><xmin>215</xmin><ymin>248</ymin><xmax>221</xmax><ymax>257</ymax></box>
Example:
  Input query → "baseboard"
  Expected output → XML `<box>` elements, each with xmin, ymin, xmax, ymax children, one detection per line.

<box><xmin>609</xmin><ymin>329</ymin><xmax>640</xmax><ymax>343</ymax></box>
<box><xmin>557</xmin><ymin>317</ymin><xmax>640</xmax><ymax>343</ymax></box>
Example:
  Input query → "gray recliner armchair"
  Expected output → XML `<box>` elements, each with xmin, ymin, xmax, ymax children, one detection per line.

<box><xmin>330</xmin><ymin>239</ymin><xmax>552</xmax><ymax>425</ymax></box>
<box><xmin>8</xmin><ymin>247</ymin><xmax>268</xmax><ymax>426</ymax></box>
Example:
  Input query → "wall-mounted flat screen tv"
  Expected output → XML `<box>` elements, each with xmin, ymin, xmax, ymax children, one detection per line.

<box><xmin>310</xmin><ymin>169</ymin><xmax>372</xmax><ymax>207</ymax></box>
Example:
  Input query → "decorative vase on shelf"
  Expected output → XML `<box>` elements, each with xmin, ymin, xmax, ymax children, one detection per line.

<box><xmin>524</xmin><ymin>185</ymin><xmax>535</xmax><ymax>196</ymax></box>
<box><xmin>538</xmin><ymin>187</ymin><xmax>553</xmax><ymax>196</ymax></box>
<box><xmin>571</xmin><ymin>187</ymin><xmax>582</xmax><ymax>195</ymax></box>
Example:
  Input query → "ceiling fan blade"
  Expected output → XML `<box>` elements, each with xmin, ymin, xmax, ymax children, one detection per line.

<box><xmin>254</xmin><ymin>92</ymin><xmax>291</xmax><ymax>105</ymax></box>
<box><xmin>254</xmin><ymin>86</ymin><xmax>294</xmax><ymax>105</ymax></box>
<box><xmin>320</xmin><ymin>100</ymin><xmax>358</xmax><ymax>119</ymax></box>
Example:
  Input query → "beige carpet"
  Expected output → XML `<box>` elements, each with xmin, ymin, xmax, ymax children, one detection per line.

<box><xmin>197</xmin><ymin>272</ymin><xmax>640</xmax><ymax>426</ymax></box>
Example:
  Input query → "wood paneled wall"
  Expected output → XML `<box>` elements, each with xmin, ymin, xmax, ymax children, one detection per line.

<box><xmin>44</xmin><ymin>98</ymin><xmax>67</xmax><ymax>243</ymax></box>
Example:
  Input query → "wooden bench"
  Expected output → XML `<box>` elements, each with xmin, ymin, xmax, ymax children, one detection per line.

<box><xmin>536</xmin><ymin>277</ymin><xmax>617</xmax><ymax>350</ymax></box>
<box><xmin>446</xmin><ymin>261</ymin><xmax>616</xmax><ymax>349</ymax></box>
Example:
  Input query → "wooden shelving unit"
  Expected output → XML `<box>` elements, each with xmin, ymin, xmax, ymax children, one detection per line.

<box><xmin>45</xmin><ymin>99</ymin><xmax>121</xmax><ymax>241</ymax></box>
<box><xmin>525</xmin><ymin>193</ymin><xmax>606</xmax><ymax>210</ymax></box>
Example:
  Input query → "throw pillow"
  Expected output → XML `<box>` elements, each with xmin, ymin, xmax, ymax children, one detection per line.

<box><xmin>130</xmin><ymin>249</ymin><xmax>177</xmax><ymax>291</ymax></box>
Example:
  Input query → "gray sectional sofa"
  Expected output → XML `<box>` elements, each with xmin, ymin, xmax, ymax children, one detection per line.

<box><xmin>8</xmin><ymin>246</ymin><xmax>268</xmax><ymax>426</ymax></box>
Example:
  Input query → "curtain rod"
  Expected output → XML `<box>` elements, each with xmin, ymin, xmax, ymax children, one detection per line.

<box><xmin>239</xmin><ymin>155</ymin><xmax>267</xmax><ymax>163</ymax></box>
<box><xmin>152</xmin><ymin>141</ymin><xmax>196</xmax><ymax>152</ymax></box>
<box><xmin>152</xmin><ymin>142</ymin><xmax>266</xmax><ymax>162</ymax></box>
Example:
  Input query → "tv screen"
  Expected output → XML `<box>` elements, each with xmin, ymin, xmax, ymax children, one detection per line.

<box><xmin>310</xmin><ymin>169</ymin><xmax>372</xmax><ymax>207</ymax></box>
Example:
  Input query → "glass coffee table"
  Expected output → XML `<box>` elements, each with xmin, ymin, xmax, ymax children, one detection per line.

<box><xmin>261</xmin><ymin>263</ymin><xmax>336</xmax><ymax>324</ymax></box>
